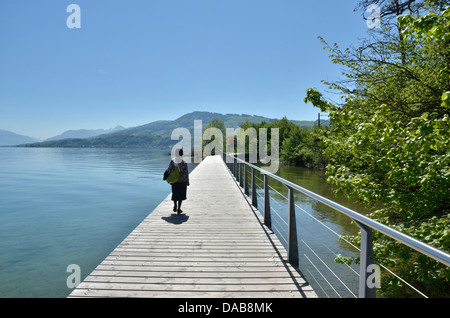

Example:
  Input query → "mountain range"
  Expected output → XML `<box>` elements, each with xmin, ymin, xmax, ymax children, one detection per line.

<box><xmin>0</xmin><ymin>129</ymin><xmax>39</xmax><ymax>146</ymax></box>
<box><xmin>44</xmin><ymin>126</ymin><xmax>125</xmax><ymax>141</ymax></box>
<box><xmin>5</xmin><ymin>111</ymin><xmax>318</xmax><ymax>148</ymax></box>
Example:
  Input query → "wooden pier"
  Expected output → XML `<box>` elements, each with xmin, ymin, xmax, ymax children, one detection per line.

<box><xmin>68</xmin><ymin>155</ymin><xmax>316</xmax><ymax>298</ymax></box>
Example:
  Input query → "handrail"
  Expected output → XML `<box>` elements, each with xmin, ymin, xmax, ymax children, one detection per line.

<box><xmin>222</xmin><ymin>152</ymin><xmax>450</xmax><ymax>297</ymax></box>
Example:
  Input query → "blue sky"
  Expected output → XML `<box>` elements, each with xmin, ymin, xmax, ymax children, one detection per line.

<box><xmin>1</xmin><ymin>0</ymin><xmax>372</xmax><ymax>140</ymax></box>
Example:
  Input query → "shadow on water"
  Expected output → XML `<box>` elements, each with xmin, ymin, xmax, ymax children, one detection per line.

<box><xmin>161</xmin><ymin>213</ymin><xmax>190</xmax><ymax>224</ymax></box>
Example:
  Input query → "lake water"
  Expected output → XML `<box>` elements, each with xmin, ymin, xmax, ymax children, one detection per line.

<box><xmin>0</xmin><ymin>147</ymin><xmax>370</xmax><ymax>298</ymax></box>
<box><xmin>0</xmin><ymin>147</ymin><xmax>197</xmax><ymax>298</ymax></box>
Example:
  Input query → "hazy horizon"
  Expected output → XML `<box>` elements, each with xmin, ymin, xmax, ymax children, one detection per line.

<box><xmin>2</xmin><ymin>110</ymin><xmax>323</xmax><ymax>141</ymax></box>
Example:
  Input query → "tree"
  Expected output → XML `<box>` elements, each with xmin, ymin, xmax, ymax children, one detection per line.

<box><xmin>238</xmin><ymin>118</ymin><xmax>328</xmax><ymax>169</ymax></box>
<box><xmin>304</xmin><ymin>5</ymin><xmax>450</xmax><ymax>297</ymax></box>
<box><xmin>203</xmin><ymin>117</ymin><xmax>226</xmax><ymax>156</ymax></box>
<box><xmin>281</xmin><ymin>125</ymin><xmax>329</xmax><ymax>169</ymax></box>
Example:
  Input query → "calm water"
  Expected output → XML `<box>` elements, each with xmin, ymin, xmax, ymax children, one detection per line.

<box><xmin>0</xmin><ymin>148</ymin><xmax>371</xmax><ymax>298</ymax></box>
<box><xmin>0</xmin><ymin>147</ymin><xmax>196</xmax><ymax>298</ymax></box>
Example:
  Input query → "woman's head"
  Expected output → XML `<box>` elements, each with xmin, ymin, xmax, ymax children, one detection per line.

<box><xmin>172</xmin><ymin>148</ymin><xmax>184</xmax><ymax>163</ymax></box>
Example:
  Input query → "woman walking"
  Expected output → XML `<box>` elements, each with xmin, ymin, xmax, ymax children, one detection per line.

<box><xmin>166</xmin><ymin>148</ymin><xmax>190</xmax><ymax>214</ymax></box>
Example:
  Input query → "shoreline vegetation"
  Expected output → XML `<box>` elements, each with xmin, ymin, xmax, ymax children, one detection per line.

<box><xmin>17</xmin><ymin>111</ymin><xmax>325</xmax><ymax>154</ymax></box>
<box><xmin>301</xmin><ymin>1</ymin><xmax>449</xmax><ymax>298</ymax></box>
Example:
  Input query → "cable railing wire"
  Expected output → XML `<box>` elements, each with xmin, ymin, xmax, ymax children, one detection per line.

<box><xmin>222</xmin><ymin>153</ymin><xmax>450</xmax><ymax>298</ymax></box>
<box><xmin>304</xmin><ymin>253</ymin><xmax>342</xmax><ymax>298</ymax></box>
<box><xmin>240</xmin><ymin>161</ymin><xmax>359</xmax><ymax>297</ymax></box>
<box><xmin>256</xmin><ymin>167</ymin><xmax>430</xmax><ymax>298</ymax></box>
<box><xmin>227</xmin><ymin>156</ymin><xmax>361</xmax><ymax>297</ymax></box>
<box><xmin>306</xmin><ymin>268</ymin><xmax>331</xmax><ymax>298</ymax></box>
<box><xmin>302</xmin><ymin>239</ymin><xmax>357</xmax><ymax>298</ymax></box>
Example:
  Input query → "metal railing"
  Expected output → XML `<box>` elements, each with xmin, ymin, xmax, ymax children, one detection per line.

<box><xmin>222</xmin><ymin>152</ymin><xmax>450</xmax><ymax>298</ymax></box>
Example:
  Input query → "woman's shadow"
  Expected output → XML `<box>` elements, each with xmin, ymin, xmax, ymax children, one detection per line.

<box><xmin>161</xmin><ymin>213</ymin><xmax>189</xmax><ymax>224</ymax></box>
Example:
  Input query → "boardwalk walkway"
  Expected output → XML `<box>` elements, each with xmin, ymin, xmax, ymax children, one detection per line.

<box><xmin>68</xmin><ymin>155</ymin><xmax>316</xmax><ymax>298</ymax></box>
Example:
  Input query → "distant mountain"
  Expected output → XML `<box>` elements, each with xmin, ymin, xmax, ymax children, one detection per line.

<box><xmin>45</xmin><ymin>125</ymin><xmax>125</xmax><ymax>141</ymax></box>
<box><xmin>24</xmin><ymin>111</ymin><xmax>316</xmax><ymax>148</ymax></box>
<box><xmin>104</xmin><ymin>111</ymin><xmax>281</xmax><ymax>139</ymax></box>
<box><xmin>0</xmin><ymin>129</ymin><xmax>38</xmax><ymax>146</ymax></box>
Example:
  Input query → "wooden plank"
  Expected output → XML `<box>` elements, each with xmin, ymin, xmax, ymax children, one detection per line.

<box><xmin>69</xmin><ymin>289</ymin><xmax>315</xmax><ymax>298</ymax></box>
<box><xmin>91</xmin><ymin>265</ymin><xmax>298</xmax><ymax>273</ymax></box>
<box><xmin>68</xmin><ymin>155</ymin><xmax>317</xmax><ymax>298</ymax></box>
<box><xmin>69</xmin><ymin>282</ymin><xmax>310</xmax><ymax>293</ymax></box>
<box><xmin>99</xmin><ymin>260</ymin><xmax>290</xmax><ymax>267</ymax></box>
<box><xmin>81</xmin><ymin>270</ymin><xmax>303</xmax><ymax>279</ymax></box>
<box><xmin>103</xmin><ymin>255</ymin><xmax>283</xmax><ymax>261</ymax></box>
<box><xmin>83</xmin><ymin>274</ymin><xmax>308</xmax><ymax>284</ymax></box>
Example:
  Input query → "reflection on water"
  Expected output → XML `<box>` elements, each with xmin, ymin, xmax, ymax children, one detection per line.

<box><xmin>273</xmin><ymin>164</ymin><xmax>372</xmax><ymax>234</ymax></box>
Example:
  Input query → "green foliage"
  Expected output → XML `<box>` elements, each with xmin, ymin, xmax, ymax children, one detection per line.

<box><xmin>238</xmin><ymin>117</ymin><xmax>329</xmax><ymax>169</ymax></box>
<box><xmin>305</xmin><ymin>5</ymin><xmax>450</xmax><ymax>297</ymax></box>
<box><xmin>27</xmin><ymin>134</ymin><xmax>170</xmax><ymax>148</ymax></box>
<box><xmin>204</xmin><ymin>117</ymin><xmax>226</xmax><ymax>135</ymax></box>
<box><xmin>203</xmin><ymin>117</ymin><xmax>226</xmax><ymax>155</ymax></box>
<box><xmin>281</xmin><ymin>125</ymin><xmax>329</xmax><ymax>169</ymax></box>
<box><xmin>399</xmin><ymin>5</ymin><xmax>450</xmax><ymax>43</ymax></box>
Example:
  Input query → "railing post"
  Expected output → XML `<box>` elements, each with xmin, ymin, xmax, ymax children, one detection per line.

<box><xmin>287</xmin><ymin>186</ymin><xmax>299</xmax><ymax>267</ymax></box>
<box><xmin>239</xmin><ymin>162</ymin><xmax>244</xmax><ymax>188</ymax></box>
<box><xmin>233</xmin><ymin>155</ymin><xmax>237</xmax><ymax>178</ymax></box>
<box><xmin>244</xmin><ymin>164</ymin><xmax>249</xmax><ymax>195</ymax></box>
<box><xmin>263</xmin><ymin>173</ymin><xmax>271</xmax><ymax>229</ymax></box>
<box><xmin>223</xmin><ymin>153</ymin><xmax>228</xmax><ymax>170</ymax></box>
<box><xmin>354</xmin><ymin>220</ymin><xmax>377</xmax><ymax>298</ymax></box>
<box><xmin>251</xmin><ymin>168</ymin><xmax>257</xmax><ymax>208</ymax></box>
